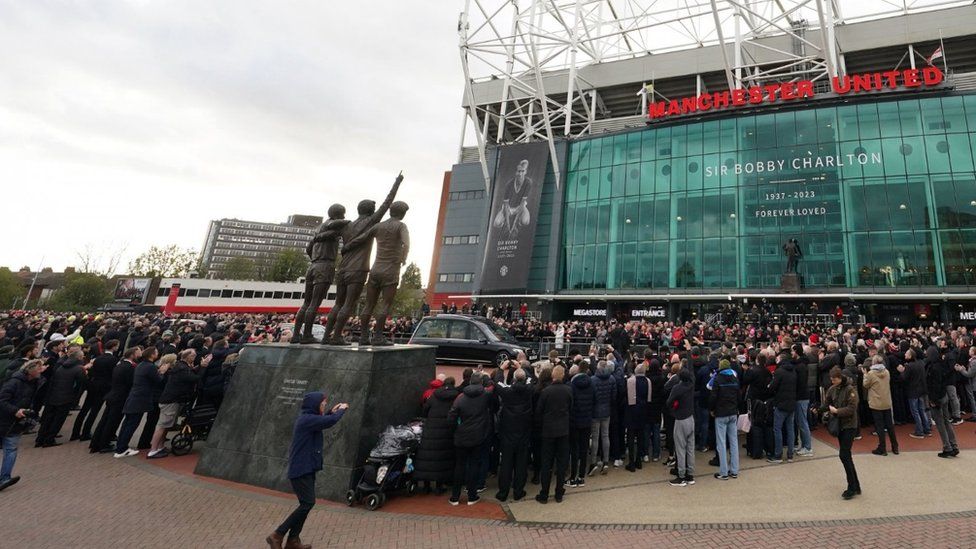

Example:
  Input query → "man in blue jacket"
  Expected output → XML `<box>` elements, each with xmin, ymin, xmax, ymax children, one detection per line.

<box><xmin>267</xmin><ymin>391</ymin><xmax>348</xmax><ymax>549</ymax></box>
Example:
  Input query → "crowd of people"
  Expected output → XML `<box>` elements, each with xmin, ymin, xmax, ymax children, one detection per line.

<box><xmin>412</xmin><ymin>320</ymin><xmax>975</xmax><ymax>504</ymax></box>
<box><xmin>2</xmin><ymin>308</ymin><xmax>975</xmax><ymax>509</ymax></box>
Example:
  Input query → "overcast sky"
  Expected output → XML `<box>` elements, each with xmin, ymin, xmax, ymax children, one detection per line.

<box><xmin>0</xmin><ymin>1</ymin><xmax>463</xmax><ymax>280</ymax></box>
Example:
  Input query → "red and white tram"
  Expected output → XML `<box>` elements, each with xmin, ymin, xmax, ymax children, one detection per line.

<box><xmin>149</xmin><ymin>278</ymin><xmax>336</xmax><ymax>314</ymax></box>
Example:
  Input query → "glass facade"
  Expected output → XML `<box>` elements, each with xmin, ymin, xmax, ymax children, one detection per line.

<box><xmin>562</xmin><ymin>94</ymin><xmax>976</xmax><ymax>292</ymax></box>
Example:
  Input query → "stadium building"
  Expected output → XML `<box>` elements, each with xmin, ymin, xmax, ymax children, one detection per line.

<box><xmin>428</xmin><ymin>0</ymin><xmax>976</xmax><ymax>326</ymax></box>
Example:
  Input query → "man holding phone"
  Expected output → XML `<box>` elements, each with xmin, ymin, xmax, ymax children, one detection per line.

<box><xmin>267</xmin><ymin>391</ymin><xmax>349</xmax><ymax>549</ymax></box>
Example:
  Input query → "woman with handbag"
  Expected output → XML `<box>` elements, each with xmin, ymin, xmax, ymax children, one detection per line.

<box><xmin>820</xmin><ymin>366</ymin><xmax>861</xmax><ymax>500</ymax></box>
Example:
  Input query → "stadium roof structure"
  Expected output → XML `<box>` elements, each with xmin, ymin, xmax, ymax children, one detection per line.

<box><xmin>457</xmin><ymin>0</ymin><xmax>976</xmax><ymax>187</ymax></box>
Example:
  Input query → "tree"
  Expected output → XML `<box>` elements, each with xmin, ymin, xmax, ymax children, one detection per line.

<box><xmin>76</xmin><ymin>243</ymin><xmax>127</xmax><ymax>277</ymax></box>
<box><xmin>0</xmin><ymin>268</ymin><xmax>22</xmax><ymax>309</ymax></box>
<box><xmin>392</xmin><ymin>263</ymin><xmax>424</xmax><ymax>318</ymax></box>
<box><xmin>267</xmin><ymin>249</ymin><xmax>309</xmax><ymax>282</ymax></box>
<box><xmin>220</xmin><ymin>257</ymin><xmax>256</xmax><ymax>280</ymax></box>
<box><xmin>128</xmin><ymin>244</ymin><xmax>198</xmax><ymax>278</ymax></box>
<box><xmin>46</xmin><ymin>272</ymin><xmax>112</xmax><ymax>311</ymax></box>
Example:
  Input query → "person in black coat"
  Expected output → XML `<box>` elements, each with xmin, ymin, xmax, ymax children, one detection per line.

<box><xmin>35</xmin><ymin>350</ymin><xmax>90</xmax><ymax>448</ymax></box>
<box><xmin>767</xmin><ymin>355</ymin><xmax>797</xmax><ymax>462</ymax></box>
<box><xmin>0</xmin><ymin>359</ymin><xmax>46</xmax><ymax>491</ymax></box>
<box><xmin>114</xmin><ymin>347</ymin><xmax>165</xmax><ymax>457</ymax></box>
<box><xmin>71</xmin><ymin>339</ymin><xmax>120</xmax><ymax>441</ymax></box>
<box><xmin>624</xmin><ymin>364</ymin><xmax>650</xmax><ymax>472</ymax></box>
<box><xmin>493</xmin><ymin>368</ymin><xmax>533</xmax><ymax>501</ymax></box>
<box><xmin>535</xmin><ymin>365</ymin><xmax>573</xmax><ymax>504</ymax></box>
<box><xmin>90</xmin><ymin>346</ymin><xmax>141</xmax><ymax>453</ymax></box>
<box><xmin>898</xmin><ymin>348</ymin><xmax>931</xmax><ymax>437</ymax></box>
<box><xmin>414</xmin><ymin>379</ymin><xmax>458</xmax><ymax>493</ymax></box>
<box><xmin>447</xmin><ymin>372</ymin><xmax>494</xmax><ymax>505</ymax></box>
<box><xmin>743</xmin><ymin>354</ymin><xmax>774</xmax><ymax>459</ymax></box>
<box><xmin>925</xmin><ymin>345</ymin><xmax>959</xmax><ymax>457</ymax></box>
<box><xmin>568</xmin><ymin>362</ymin><xmax>595</xmax><ymax>485</ymax></box>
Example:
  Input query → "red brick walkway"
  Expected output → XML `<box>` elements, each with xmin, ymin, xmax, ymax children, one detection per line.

<box><xmin>4</xmin><ymin>439</ymin><xmax>976</xmax><ymax>548</ymax></box>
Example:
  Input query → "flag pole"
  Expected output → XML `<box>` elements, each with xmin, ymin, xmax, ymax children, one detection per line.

<box><xmin>939</xmin><ymin>29</ymin><xmax>947</xmax><ymax>74</ymax></box>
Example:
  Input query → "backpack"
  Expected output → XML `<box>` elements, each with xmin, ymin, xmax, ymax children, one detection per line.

<box><xmin>750</xmin><ymin>398</ymin><xmax>774</xmax><ymax>427</ymax></box>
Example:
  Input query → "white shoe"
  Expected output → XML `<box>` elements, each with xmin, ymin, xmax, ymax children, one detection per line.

<box><xmin>113</xmin><ymin>449</ymin><xmax>139</xmax><ymax>459</ymax></box>
<box><xmin>642</xmin><ymin>455</ymin><xmax>649</xmax><ymax>463</ymax></box>
<box><xmin>613</xmin><ymin>459</ymin><xmax>623</xmax><ymax>467</ymax></box>
<box><xmin>796</xmin><ymin>448</ymin><xmax>814</xmax><ymax>457</ymax></box>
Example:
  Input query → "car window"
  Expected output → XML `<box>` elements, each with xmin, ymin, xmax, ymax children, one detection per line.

<box><xmin>415</xmin><ymin>319</ymin><xmax>449</xmax><ymax>338</ymax></box>
<box><xmin>448</xmin><ymin>320</ymin><xmax>473</xmax><ymax>340</ymax></box>
<box><xmin>486</xmin><ymin>322</ymin><xmax>517</xmax><ymax>343</ymax></box>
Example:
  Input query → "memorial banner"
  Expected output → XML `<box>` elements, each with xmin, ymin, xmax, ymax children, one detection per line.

<box><xmin>480</xmin><ymin>141</ymin><xmax>549</xmax><ymax>291</ymax></box>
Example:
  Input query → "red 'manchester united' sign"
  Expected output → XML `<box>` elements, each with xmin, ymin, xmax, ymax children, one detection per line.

<box><xmin>647</xmin><ymin>67</ymin><xmax>944</xmax><ymax>120</ymax></box>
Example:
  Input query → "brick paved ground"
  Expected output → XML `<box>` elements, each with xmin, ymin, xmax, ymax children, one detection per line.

<box><xmin>5</xmin><ymin>438</ymin><xmax>976</xmax><ymax>548</ymax></box>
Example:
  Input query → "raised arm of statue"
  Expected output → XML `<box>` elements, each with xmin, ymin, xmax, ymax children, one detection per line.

<box><xmin>368</xmin><ymin>173</ymin><xmax>404</xmax><ymax>227</ymax></box>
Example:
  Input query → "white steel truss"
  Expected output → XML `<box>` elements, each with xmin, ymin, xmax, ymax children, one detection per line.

<box><xmin>458</xmin><ymin>0</ymin><xmax>970</xmax><ymax>189</ymax></box>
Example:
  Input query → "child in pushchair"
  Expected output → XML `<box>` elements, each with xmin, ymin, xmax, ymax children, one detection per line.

<box><xmin>346</xmin><ymin>421</ymin><xmax>422</xmax><ymax>511</ymax></box>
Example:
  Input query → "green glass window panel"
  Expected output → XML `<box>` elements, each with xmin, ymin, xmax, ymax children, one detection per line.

<box><xmin>586</xmin><ymin>168</ymin><xmax>600</xmax><ymax>200</ymax></box>
<box><xmin>719</xmin><ymin>118</ymin><xmax>737</xmax><ymax>152</ymax></box>
<box><xmin>721</xmin><ymin>237</ymin><xmax>738</xmax><ymax>287</ymax></box>
<box><xmin>637</xmin><ymin>241</ymin><xmax>654</xmax><ymax>288</ymax></box>
<box><xmin>942</xmin><ymin>97</ymin><xmax>967</xmax><ymax>134</ymax></box>
<box><xmin>845</xmin><ymin>180</ymin><xmax>869</xmax><ymax>231</ymax></box>
<box><xmin>816</xmin><ymin>107</ymin><xmax>838</xmax><ymax>143</ymax></box>
<box><xmin>610</xmin><ymin>165</ymin><xmax>626</xmax><ymax>196</ymax></box>
<box><xmin>898</xmin><ymin>100</ymin><xmax>923</xmax><ymax>136</ymax></box>
<box><xmin>566</xmin><ymin>246</ymin><xmax>582</xmax><ymax>289</ymax></box>
<box><xmin>612</xmin><ymin>134</ymin><xmax>628</xmax><ymax>165</ymax></box>
<box><xmin>684</xmin><ymin>193</ymin><xmax>703</xmax><ymax>239</ymax></box>
<box><xmin>598</xmin><ymin>166</ymin><xmax>612</xmax><ymax>198</ymax></box>
<box><xmin>755</xmin><ymin>114</ymin><xmax>776</xmax><ymax>149</ymax></box>
<box><xmin>596</xmin><ymin>201</ymin><xmax>611</xmax><ymax>243</ymax></box>
<box><xmin>584</xmin><ymin>201</ymin><xmax>598</xmax><ymax>243</ymax></box>
<box><xmin>581</xmin><ymin>245</ymin><xmax>595</xmax><ymax>288</ymax></box>
<box><xmin>883</xmin><ymin>179</ymin><xmax>922</xmax><ymax>231</ymax></box>
<box><xmin>675</xmin><ymin>240</ymin><xmax>702</xmax><ymax>288</ymax></box>
<box><xmin>861</xmin><ymin>139</ymin><xmax>884</xmax><ymax>177</ymax></box>
<box><xmin>902</xmin><ymin>136</ymin><xmax>927</xmax><ymax>175</ymax></box>
<box><xmin>881</xmin><ymin>138</ymin><xmax>907</xmax><ymax>176</ymax></box>
<box><xmin>653</xmin><ymin>197</ymin><xmax>671</xmax><ymax>241</ymax></box>
<box><xmin>856</xmin><ymin>103</ymin><xmax>880</xmax><ymax>140</ymax></box>
<box><xmin>934</xmin><ymin>175</ymin><xmax>976</xmax><ymax>229</ymax></box>
<box><xmin>657</xmin><ymin>160</ymin><xmax>672</xmax><ymax>193</ymax></box>
<box><xmin>702</xmin><ymin>193</ymin><xmax>722</xmax><ymax>238</ymax></box>
<box><xmin>670</xmin><ymin>124</ymin><xmax>687</xmax><ymax>157</ymax></box>
<box><xmin>622</xmin><ymin>198</ymin><xmax>639</xmax><ymax>241</ymax></box>
<box><xmin>651</xmin><ymin>241</ymin><xmax>669</xmax><ymax>288</ymax></box>
<box><xmin>940</xmin><ymin>229</ymin><xmax>976</xmax><ymax>285</ymax></box>
<box><xmin>924</xmin><ymin>134</ymin><xmax>951</xmax><ymax>174</ymax></box>
<box><xmin>619</xmin><ymin>242</ymin><xmax>637</xmax><ymax>289</ymax></box>
<box><xmin>625</xmin><ymin>163</ymin><xmax>641</xmax><ymax>195</ymax></box>
<box><xmin>920</xmin><ymin>98</ymin><xmax>946</xmax><ymax>134</ymax></box>
<box><xmin>837</xmin><ymin>105</ymin><xmax>859</xmax><ymax>141</ymax></box>
<box><xmin>569</xmin><ymin>144</ymin><xmax>582</xmax><ymax>172</ymax></box>
<box><xmin>608</xmin><ymin>199</ymin><xmax>622</xmax><ymax>242</ymax></box>
<box><xmin>577</xmin><ymin>169</ymin><xmax>593</xmax><ymax>202</ymax></box>
<box><xmin>625</xmin><ymin>132</ymin><xmax>642</xmax><ymax>163</ymax></box>
<box><xmin>588</xmin><ymin>139</ymin><xmax>603</xmax><ymax>167</ymax></box>
<box><xmin>720</xmin><ymin>156</ymin><xmax>738</xmax><ymax>187</ymax></box>
<box><xmin>566</xmin><ymin>171</ymin><xmax>578</xmax><ymax>203</ymax></box>
<box><xmin>702</xmin><ymin>238</ymin><xmax>722</xmax><ymax>288</ymax></box>
<box><xmin>564</xmin><ymin>203</ymin><xmax>576</xmax><ymax>246</ymax></box>
<box><xmin>775</xmin><ymin>111</ymin><xmax>797</xmax><ymax>147</ymax></box>
<box><xmin>965</xmin><ymin>95</ymin><xmax>976</xmax><ymax>136</ymax></box>
<box><xmin>739</xmin><ymin>116</ymin><xmax>757</xmax><ymax>149</ymax></box>
<box><xmin>573</xmin><ymin>201</ymin><xmax>589</xmax><ymax>244</ymax></box>
<box><xmin>702</xmin><ymin>121</ymin><xmax>721</xmax><ymax>154</ymax></box>
<box><xmin>686</xmin><ymin>157</ymin><xmax>703</xmax><ymax>191</ymax></box>
<box><xmin>594</xmin><ymin>244</ymin><xmax>609</xmax><ymax>289</ymax></box>
<box><xmin>794</xmin><ymin>109</ymin><xmax>816</xmax><ymax>144</ymax></box>
<box><xmin>575</xmin><ymin>142</ymin><xmax>592</xmax><ymax>170</ymax></box>
<box><xmin>657</xmin><ymin>126</ymin><xmax>672</xmax><ymax>157</ymax></box>
<box><xmin>947</xmin><ymin>134</ymin><xmax>975</xmax><ymax>172</ymax></box>
<box><xmin>838</xmin><ymin>141</ymin><xmax>866</xmax><ymax>179</ymax></box>
<box><xmin>641</xmin><ymin>131</ymin><xmax>657</xmax><ymax>162</ymax></box>
<box><xmin>638</xmin><ymin>197</ymin><xmax>655</xmax><ymax>241</ymax></box>
<box><xmin>640</xmin><ymin>161</ymin><xmax>656</xmax><ymax>195</ymax></box>
<box><xmin>686</xmin><ymin>123</ymin><xmax>703</xmax><ymax>156</ymax></box>
<box><xmin>721</xmin><ymin>192</ymin><xmax>737</xmax><ymax>237</ymax></box>
<box><xmin>702</xmin><ymin>153</ymin><xmax>721</xmax><ymax>189</ymax></box>
<box><xmin>878</xmin><ymin>102</ymin><xmax>901</xmax><ymax>138</ymax></box>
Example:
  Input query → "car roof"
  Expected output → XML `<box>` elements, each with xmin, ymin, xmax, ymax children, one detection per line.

<box><xmin>422</xmin><ymin>314</ymin><xmax>491</xmax><ymax>324</ymax></box>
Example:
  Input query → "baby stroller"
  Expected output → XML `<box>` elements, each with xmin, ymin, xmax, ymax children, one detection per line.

<box><xmin>169</xmin><ymin>399</ymin><xmax>219</xmax><ymax>456</ymax></box>
<box><xmin>346</xmin><ymin>421</ymin><xmax>422</xmax><ymax>511</ymax></box>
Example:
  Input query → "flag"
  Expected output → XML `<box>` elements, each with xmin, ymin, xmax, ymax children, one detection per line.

<box><xmin>636</xmin><ymin>83</ymin><xmax>654</xmax><ymax>96</ymax></box>
<box><xmin>927</xmin><ymin>46</ymin><xmax>943</xmax><ymax>65</ymax></box>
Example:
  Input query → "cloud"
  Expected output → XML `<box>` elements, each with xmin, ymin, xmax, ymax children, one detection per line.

<box><xmin>0</xmin><ymin>1</ymin><xmax>463</xmax><ymax>283</ymax></box>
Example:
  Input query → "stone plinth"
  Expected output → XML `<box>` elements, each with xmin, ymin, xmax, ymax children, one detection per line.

<box><xmin>194</xmin><ymin>343</ymin><xmax>435</xmax><ymax>500</ymax></box>
<box><xmin>781</xmin><ymin>273</ymin><xmax>801</xmax><ymax>293</ymax></box>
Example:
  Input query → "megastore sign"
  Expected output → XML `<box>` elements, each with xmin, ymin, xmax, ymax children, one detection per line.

<box><xmin>648</xmin><ymin>67</ymin><xmax>944</xmax><ymax>120</ymax></box>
